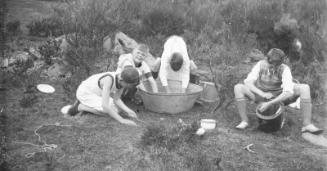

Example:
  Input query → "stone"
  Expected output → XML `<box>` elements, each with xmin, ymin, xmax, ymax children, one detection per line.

<box><xmin>112</xmin><ymin>32</ymin><xmax>138</xmax><ymax>55</ymax></box>
<box><xmin>28</xmin><ymin>47</ymin><xmax>42</xmax><ymax>59</ymax></box>
<box><xmin>42</xmin><ymin>62</ymin><xmax>71</xmax><ymax>80</ymax></box>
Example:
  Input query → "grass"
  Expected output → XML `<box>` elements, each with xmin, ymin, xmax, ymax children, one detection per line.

<box><xmin>2</xmin><ymin>80</ymin><xmax>327</xmax><ymax>170</ymax></box>
<box><xmin>2</xmin><ymin>0</ymin><xmax>327</xmax><ymax>170</ymax></box>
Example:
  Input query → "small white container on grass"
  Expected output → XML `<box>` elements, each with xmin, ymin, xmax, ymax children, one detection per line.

<box><xmin>196</xmin><ymin>127</ymin><xmax>206</xmax><ymax>135</ymax></box>
<box><xmin>200</xmin><ymin>119</ymin><xmax>216</xmax><ymax>130</ymax></box>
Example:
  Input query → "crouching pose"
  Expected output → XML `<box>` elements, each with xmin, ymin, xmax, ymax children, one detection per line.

<box><xmin>155</xmin><ymin>35</ymin><xmax>197</xmax><ymax>93</ymax></box>
<box><xmin>234</xmin><ymin>48</ymin><xmax>323</xmax><ymax>134</ymax></box>
<box><xmin>67</xmin><ymin>67</ymin><xmax>140</xmax><ymax>126</ymax></box>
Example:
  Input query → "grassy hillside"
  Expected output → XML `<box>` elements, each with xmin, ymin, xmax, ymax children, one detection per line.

<box><xmin>1</xmin><ymin>0</ymin><xmax>327</xmax><ymax>170</ymax></box>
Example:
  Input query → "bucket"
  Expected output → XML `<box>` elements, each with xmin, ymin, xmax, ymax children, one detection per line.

<box><xmin>256</xmin><ymin>103</ymin><xmax>285</xmax><ymax>133</ymax></box>
<box><xmin>199</xmin><ymin>81</ymin><xmax>219</xmax><ymax>103</ymax></box>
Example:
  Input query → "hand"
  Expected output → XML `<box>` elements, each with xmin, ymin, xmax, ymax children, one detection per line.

<box><xmin>261</xmin><ymin>92</ymin><xmax>274</xmax><ymax>100</ymax></box>
<box><xmin>126</xmin><ymin>109</ymin><xmax>137</xmax><ymax>118</ymax></box>
<box><xmin>120</xmin><ymin>119</ymin><xmax>137</xmax><ymax>126</ymax></box>
<box><xmin>258</xmin><ymin>102</ymin><xmax>272</xmax><ymax>112</ymax></box>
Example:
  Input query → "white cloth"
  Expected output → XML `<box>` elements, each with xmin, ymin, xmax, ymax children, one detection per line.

<box><xmin>244</xmin><ymin>60</ymin><xmax>294</xmax><ymax>94</ymax></box>
<box><xmin>76</xmin><ymin>72</ymin><xmax>118</xmax><ymax>112</ymax></box>
<box><xmin>159</xmin><ymin>36</ymin><xmax>190</xmax><ymax>88</ymax></box>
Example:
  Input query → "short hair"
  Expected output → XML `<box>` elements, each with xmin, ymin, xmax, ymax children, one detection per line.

<box><xmin>267</xmin><ymin>48</ymin><xmax>285</xmax><ymax>65</ymax></box>
<box><xmin>121</xmin><ymin>66</ymin><xmax>140</xmax><ymax>85</ymax></box>
<box><xmin>135</xmin><ymin>44</ymin><xmax>149</xmax><ymax>54</ymax></box>
<box><xmin>170</xmin><ymin>52</ymin><xmax>184</xmax><ymax>71</ymax></box>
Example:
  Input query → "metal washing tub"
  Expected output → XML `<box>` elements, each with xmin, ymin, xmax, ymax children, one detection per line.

<box><xmin>138</xmin><ymin>80</ymin><xmax>203</xmax><ymax>114</ymax></box>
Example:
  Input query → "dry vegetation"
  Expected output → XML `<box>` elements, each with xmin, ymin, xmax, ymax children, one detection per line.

<box><xmin>1</xmin><ymin>0</ymin><xmax>327</xmax><ymax>170</ymax></box>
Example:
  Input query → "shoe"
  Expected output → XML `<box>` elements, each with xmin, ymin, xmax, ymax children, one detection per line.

<box><xmin>67</xmin><ymin>100</ymin><xmax>80</xmax><ymax>116</ymax></box>
<box><xmin>301</xmin><ymin>124</ymin><xmax>323</xmax><ymax>135</ymax></box>
<box><xmin>236</xmin><ymin>121</ymin><xmax>249</xmax><ymax>129</ymax></box>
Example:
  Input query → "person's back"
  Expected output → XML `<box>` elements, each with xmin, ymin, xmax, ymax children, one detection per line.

<box><xmin>159</xmin><ymin>35</ymin><xmax>191</xmax><ymax>92</ymax></box>
<box><xmin>65</xmin><ymin>67</ymin><xmax>141</xmax><ymax>126</ymax></box>
<box><xmin>79</xmin><ymin>72</ymin><xmax>117</xmax><ymax>97</ymax></box>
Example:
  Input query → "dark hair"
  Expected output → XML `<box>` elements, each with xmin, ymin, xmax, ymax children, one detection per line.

<box><xmin>267</xmin><ymin>48</ymin><xmax>285</xmax><ymax>65</ymax></box>
<box><xmin>121</xmin><ymin>66</ymin><xmax>140</xmax><ymax>85</ymax></box>
<box><xmin>170</xmin><ymin>52</ymin><xmax>183</xmax><ymax>71</ymax></box>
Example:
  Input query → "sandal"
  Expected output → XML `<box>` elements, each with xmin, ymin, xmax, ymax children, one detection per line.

<box><xmin>236</xmin><ymin>121</ymin><xmax>249</xmax><ymax>129</ymax></box>
<box><xmin>67</xmin><ymin>100</ymin><xmax>80</xmax><ymax>116</ymax></box>
<box><xmin>301</xmin><ymin>124</ymin><xmax>323</xmax><ymax>135</ymax></box>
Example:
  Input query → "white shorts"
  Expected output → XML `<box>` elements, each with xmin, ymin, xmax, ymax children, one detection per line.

<box><xmin>76</xmin><ymin>86</ymin><xmax>119</xmax><ymax>113</ymax></box>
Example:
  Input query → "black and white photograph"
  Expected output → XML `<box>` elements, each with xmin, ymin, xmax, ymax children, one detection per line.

<box><xmin>0</xmin><ymin>0</ymin><xmax>327</xmax><ymax>170</ymax></box>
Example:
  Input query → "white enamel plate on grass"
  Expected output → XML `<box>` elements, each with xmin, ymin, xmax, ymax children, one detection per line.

<box><xmin>37</xmin><ymin>84</ymin><xmax>55</xmax><ymax>94</ymax></box>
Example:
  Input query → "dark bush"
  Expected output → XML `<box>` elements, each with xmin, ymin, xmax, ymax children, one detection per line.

<box><xmin>64</xmin><ymin>45</ymin><xmax>96</xmax><ymax>76</ymax></box>
<box><xmin>38</xmin><ymin>0</ymin><xmax>65</xmax><ymax>1</ymax></box>
<box><xmin>140</xmin><ymin>122</ymin><xmax>200</xmax><ymax>151</ymax></box>
<box><xmin>185</xmin><ymin>152</ymin><xmax>214</xmax><ymax>171</ymax></box>
<box><xmin>6</xmin><ymin>20</ymin><xmax>21</xmax><ymax>36</ymax></box>
<box><xmin>19</xmin><ymin>93</ymin><xmax>38</xmax><ymax>108</ymax></box>
<box><xmin>140</xmin><ymin>124</ymin><xmax>167</xmax><ymax>147</ymax></box>
<box><xmin>38</xmin><ymin>39</ymin><xmax>61</xmax><ymax>65</ymax></box>
<box><xmin>142</xmin><ymin>8</ymin><xmax>186</xmax><ymax>36</ymax></box>
<box><xmin>27</xmin><ymin>17</ymin><xmax>64</xmax><ymax>37</ymax></box>
<box><xmin>139</xmin><ymin>122</ymin><xmax>213</xmax><ymax>170</ymax></box>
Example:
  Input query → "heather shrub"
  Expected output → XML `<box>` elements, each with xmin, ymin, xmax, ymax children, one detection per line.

<box><xmin>195</xmin><ymin>0</ymin><xmax>326</xmax><ymax>103</ymax></box>
<box><xmin>139</xmin><ymin>122</ymin><xmax>215</xmax><ymax>170</ymax></box>
<box><xmin>49</xmin><ymin>0</ymin><xmax>119</xmax><ymax>96</ymax></box>
<box><xmin>44</xmin><ymin>0</ymin><xmax>326</xmax><ymax>102</ymax></box>
<box><xmin>38</xmin><ymin>38</ymin><xmax>61</xmax><ymax>65</ymax></box>
<box><xmin>27</xmin><ymin>17</ymin><xmax>64</xmax><ymax>37</ymax></box>
<box><xmin>142</xmin><ymin>7</ymin><xmax>186</xmax><ymax>36</ymax></box>
<box><xmin>6</xmin><ymin>20</ymin><xmax>21</xmax><ymax>36</ymax></box>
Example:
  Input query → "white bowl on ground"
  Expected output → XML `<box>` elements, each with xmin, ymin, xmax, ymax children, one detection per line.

<box><xmin>200</xmin><ymin>119</ymin><xmax>216</xmax><ymax>130</ymax></box>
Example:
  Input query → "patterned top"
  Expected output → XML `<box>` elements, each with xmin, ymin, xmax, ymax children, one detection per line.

<box><xmin>244</xmin><ymin>60</ymin><xmax>294</xmax><ymax>94</ymax></box>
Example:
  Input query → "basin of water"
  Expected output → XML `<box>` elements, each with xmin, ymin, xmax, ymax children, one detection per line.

<box><xmin>138</xmin><ymin>80</ymin><xmax>203</xmax><ymax>114</ymax></box>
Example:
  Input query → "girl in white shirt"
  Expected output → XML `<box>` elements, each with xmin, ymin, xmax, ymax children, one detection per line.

<box><xmin>67</xmin><ymin>67</ymin><xmax>140</xmax><ymax>126</ymax></box>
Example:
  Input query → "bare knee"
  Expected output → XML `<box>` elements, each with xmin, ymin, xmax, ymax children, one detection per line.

<box><xmin>301</xmin><ymin>84</ymin><xmax>310</xmax><ymax>91</ymax></box>
<box><xmin>294</xmin><ymin>83</ymin><xmax>311</xmax><ymax>98</ymax></box>
<box><xmin>234</xmin><ymin>83</ymin><xmax>245</xmax><ymax>94</ymax></box>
